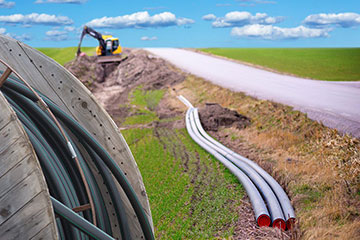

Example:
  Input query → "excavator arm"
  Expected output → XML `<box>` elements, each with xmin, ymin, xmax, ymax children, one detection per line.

<box><xmin>76</xmin><ymin>25</ymin><xmax>126</xmax><ymax>64</ymax></box>
<box><xmin>77</xmin><ymin>26</ymin><xmax>106</xmax><ymax>56</ymax></box>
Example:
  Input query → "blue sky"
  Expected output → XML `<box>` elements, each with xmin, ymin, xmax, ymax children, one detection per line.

<box><xmin>0</xmin><ymin>0</ymin><xmax>359</xmax><ymax>48</ymax></box>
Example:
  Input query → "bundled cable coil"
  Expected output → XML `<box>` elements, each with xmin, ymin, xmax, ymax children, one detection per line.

<box><xmin>0</xmin><ymin>74</ymin><xmax>154</xmax><ymax>240</ymax></box>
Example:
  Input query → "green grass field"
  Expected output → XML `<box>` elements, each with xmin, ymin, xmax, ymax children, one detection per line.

<box><xmin>121</xmin><ymin>87</ymin><xmax>244</xmax><ymax>239</ymax></box>
<box><xmin>200</xmin><ymin>48</ymin><xmax>360</xmax><ymax>81</ymax></box>
<box><xmin>37</xmin><ymin>47</ymin><xmax>95</xmax><ymax>65</ymax></box>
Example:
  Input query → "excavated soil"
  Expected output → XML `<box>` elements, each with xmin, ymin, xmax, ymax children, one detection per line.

<box><xmin>65</xmin><ymin>48</ymin><xmax>185</xmax><ymax>115</ymax></box>
<box><xmin>198</xmin><ymin>103</ymin><xmax>251</xmax><ymax>131</ymax></box>
<box><xmin>65</xmin><ymin>49</ymin><xmax>287</xmax><ymax>239</ymax></box>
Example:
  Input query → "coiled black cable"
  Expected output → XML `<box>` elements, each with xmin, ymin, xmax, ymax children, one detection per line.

<box><xmin>1</xmin><ymin>76</ymin><xmax>154</xmax><ymax>240</ymax></box>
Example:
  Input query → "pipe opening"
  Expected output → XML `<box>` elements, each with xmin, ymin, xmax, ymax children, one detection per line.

<box><xmin>257</xmin><ymin>214</ymin><xmax>271</xmax><ymax>227</ymax></box>
<box><xmin>272</xmin><ymin>218</ymin><xmax>286</xmax><ymax>231</ymax></box>
<box><xmin>286</xmin><ymin>217</ymin><xmax>296</xmax><ymax>230</ymax></box>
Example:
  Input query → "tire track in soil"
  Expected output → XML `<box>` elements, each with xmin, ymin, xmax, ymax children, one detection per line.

<box><xmin>154</xmin><ymin>126</ymin><xmax>244</xmax><ymax>236</ymax></box>
<box><xmin>153</xmin><ymin>127</ymin><xmax>205</xmax><ymax>217</ymax></box>
<box><xmin>168</xmin><ymin>132</ymin><xmax>207</xmax><ymax>231</ymax></box>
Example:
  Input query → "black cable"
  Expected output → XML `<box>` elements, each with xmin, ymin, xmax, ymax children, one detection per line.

<box><xmin>2</xmin><ymin>88</ymin><xmax>82</xmax><ymax>208</ymax></box>
<box><xmin>81</xmin><ymin>141</ymin><xmax>131</xmax><ymax>240</ymax></box>
<box><xmin>51</xmin><ymin>196</ymin><xmax>114</xmax><ymax>240</ymax></box>
<box><xmin>2</xmin><ymin>78</ymin><xmax>154</xmax><ymax>240</ymax></box>
<box><xmin>3</xmin><ymin>86</ymin><xmax>109</xmax><ymax>239</ymax></box>
<box><xmin>68</xmin><ymin>135</ymin><xmax>113</xmax><ymax>234</ymax></box>
<box><xmin>3</xmin><ymin>87</ymin><xmax>104</xmax><ymax>239</ymax></box>
<box><xmin>21</xmin><ymin>122</ymin><xmax>80</xmax><ymax>240</ymax></box>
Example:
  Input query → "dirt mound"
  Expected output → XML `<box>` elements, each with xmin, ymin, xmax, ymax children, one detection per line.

<box><xmin>107</xmin><ymin>49</ymin><xmax>185</xmax><ymax>90</ymax></box>
<box><xmin>65</xmin><ymin>48</ymin><xmax>185</xmax><ymax>112</ymax></box>
<box><xmin>65</xmin><ymin>54</ymin><xmax>119</xmax><ymax>87</ymax></box>
<box><xmin>198</xmin><ymin>103</ymin><xmax>251</xmax><ymax>131</ymax></box>
<box><xmin>65</xmin><ymin>55</ymin><xmax>96</xmax><ymax>87</ymax></box>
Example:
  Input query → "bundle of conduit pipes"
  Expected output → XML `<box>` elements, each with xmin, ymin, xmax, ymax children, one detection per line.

<box><xmin>178</xmin><ymin>95</ymin><xmax>295</xmax><ymax>231</ymax></box>
<box><xmin>0</xmin><ymin>72</ymin><xmax>154</xmax><ymax>240</ymax></box>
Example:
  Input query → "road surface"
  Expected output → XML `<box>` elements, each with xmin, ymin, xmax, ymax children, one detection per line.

<box><xmin>145</xmin><ymin>48</ymin><xmax>360</xmax><ymax>138</ymax></box>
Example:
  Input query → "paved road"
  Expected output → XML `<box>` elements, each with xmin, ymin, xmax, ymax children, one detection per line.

<box><xmin>145</xmin><ymin>48</ymin><xmax>360</xmax><ymax>138</ymax></box>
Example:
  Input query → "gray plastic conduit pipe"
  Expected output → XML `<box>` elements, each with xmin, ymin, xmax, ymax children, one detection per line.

<box><xmin>189</xmin><ymin>108</ymin><xmax>285</xmax><ymax>229</ymax></box>
<box><xmin>185</xmin><ymin>108</ymin><xmax>271</xmax><ymax>227</ymax></box>
<box><xmin>191</xmin><ymin>107</ymin><xmax>295</xmax><ymax>229</ymax></box>
<box><xmin>51</xmin><ymin>196</ymin><xmax>114</xmax><ymax>240</ymax></box>
<box><xmin>178</xmin><ymin>95</ymin><xmax>194</xmax><ymax>108</ymax></box>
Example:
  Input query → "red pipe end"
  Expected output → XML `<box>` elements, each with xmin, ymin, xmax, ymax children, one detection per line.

<box><xmin>257</xmin><ymin>214</ymin><xmax>271</xmax><ymax>227</ymax></box>
<box><xmin>286</xmin><ymin>218</ymin><xmax>296</xmax><ymax>230</ymax></box>
<box><xmin>273</xmin><ymin>219</ymin><xmax>286</xmax><ymax>231</ymax></box>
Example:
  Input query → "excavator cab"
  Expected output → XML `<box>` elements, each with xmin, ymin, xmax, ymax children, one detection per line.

<box><xmin>78</xmin><ymin>26</ymin><xmax>125</xmax><ymax>63</ymax></box>
<box><xmin>96</xmin><ymin>35</ymin><xmax>122</xmax><ymax>56</ymax></box>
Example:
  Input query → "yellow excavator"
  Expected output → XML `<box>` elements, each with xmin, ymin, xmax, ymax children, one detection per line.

<box><xmin>77</xmin><ymin>26</ymin><xmax>125</xmax><ymax>63</ymax></box>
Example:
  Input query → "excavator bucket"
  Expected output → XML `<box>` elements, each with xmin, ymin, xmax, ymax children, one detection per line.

<box><xmin>96</xmin><ymin>55</ymin><xmax>127</xmax><ymax>64</ymax></box>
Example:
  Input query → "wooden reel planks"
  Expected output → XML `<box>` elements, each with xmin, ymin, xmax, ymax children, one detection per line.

<box><xmin>0</xmin><ymin>34</ymin><xmax>153</xmax><ymax>239</ymax></box>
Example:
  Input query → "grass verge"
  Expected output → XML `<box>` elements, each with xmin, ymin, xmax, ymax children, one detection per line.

<box><xmin>199</xmin><ymin>48</ymin><xmax>360</xmax><ymax>81</ymax></box>
<box><xmin>122</xmin><ymin>87</ymin><xmax>165</xmax><ymax>126</ymax></box>
<box><xmin>173</xmin><ymin>74</ymin><xmax>360</xmax><ymax>239</ymax></box>
<box><xmin>121</xmin><ymin>87</ymin><xmax>245</xmax><ymax>239</ymax></box>
<box><xmin>37</xmin><ymin>47</ymin><xmax>96</xmax><ymax>65</ymax></box>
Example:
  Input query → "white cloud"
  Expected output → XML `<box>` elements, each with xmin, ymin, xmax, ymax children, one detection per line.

<box><xmin>9</xmin><ymin>33</ymin><xmax>31</xmax><ymax>41</ymax></box>
<box><xmin>211</xmin><ymin>11</ymin><xmax>283</xmax><ymax>28</ymax></box>
<box><xmin>0</xmin><ymin>13</ymin><xmax>73</xmax><ymax>26</ymax></box>
<box><xmin>8</xmin><ymin>33</ymin><xmax>31</xmax><ymax>41</ymax></box>
<box><xmin>202</xmin><ymin>14</ymin><xmax>217</xmax><ymax>21</ymax></box>
<box><xmin>87</xmin><ymin>11</ymin><xmax>194</xmax><ymax>29</ymax></box>
<box><xmin>0</xmin><ymin>27</ymin><xmax>31</xmax><ymax>41</ymax></box>
<box><xmin>46</xmin><ymin>30</ymin><xmax>67</xmax><ymax>36</ymax></box>
<box><xmin>64</xmin><ymin>26</ymin><xmax>75</xmax><ymax>32</ymax></box>
<box><xmin>176</xmin><ymin>18</ymin><xmax>194</xmax><ymax>26</ymax></box>
<box><xmin>231</xmin><ymin>24</ymin><xmax>331</xmax><ymax>40</ymax></box>
<box><xmin>304</xmin><ymin>12</ymin><xmax>360</xmax><ymax>28</ymax></box>
<box><xmin>141</xmin><ymin>36</ymin><xmax>158</xmax><ymax>41</ymax></box>
<box><xmin>35</xmin><ymin>0</ymin><xmax>87</xmax><ymax>3</ymax></box>
<box><xmin>45</xmin><ymin>30</ymin><xmax>69</xmax><ymax>41</ymax></box>
<box><xmin>0</xmin><ymin>0</ymin><xmax>15</xmax><ymax>8</ymax></box>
